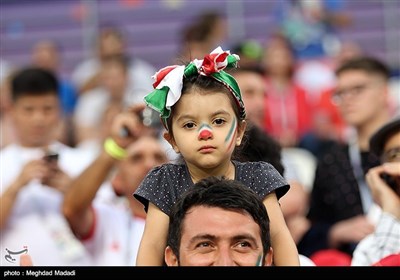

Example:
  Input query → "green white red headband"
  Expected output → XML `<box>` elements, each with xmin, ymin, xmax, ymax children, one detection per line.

<box><xmin>144</xmin><ymin>46</ymin><xmax>246</xmax><ymax>129</ymax></box>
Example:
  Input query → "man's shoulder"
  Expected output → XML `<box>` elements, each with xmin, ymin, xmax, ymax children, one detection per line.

<box><xmin>130</xmin><ymin>58</ymin><xmax>156</xmax><ymax>73</ymax></box>
<box><xmin>71</xmin><ymin>58</ymin><xmax>98</xmax><ymax>74</ymax></box>
<box><xmin>57</xmin><ymin>143</ymin><xmax>96</xmax><ymax>174</ymax></box>
<box><xmin>93</xmin><ymin>202</ymin><xmax>130</xmax><ymax>224</ymax></box>
<box><xmin>317</xmin><ymin>141</ymin><xmax>348</xmax><ymax>162</ymax></box>
<box><xmin>0</xmin><ymin>143</ymin><xmax>17</xmax><ymax>157</ymax></box>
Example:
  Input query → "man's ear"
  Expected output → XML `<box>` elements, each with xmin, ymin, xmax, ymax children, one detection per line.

<box><xmin>163</xmin><ymin>131</ymin><xmax>179</xmax><ymax>153</ymax></box>
<box><xmin>264</xmin><ymin>247</ymin><xmax>274</xmax><ymax>266</ymax></box>
<box><xmin>164</xmin><ymin>246</ymin><xmax>179</xmax><ymax>266</ymax></box>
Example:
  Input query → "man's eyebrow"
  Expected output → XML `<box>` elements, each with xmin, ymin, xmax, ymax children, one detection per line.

<box><xmin>231</xmin><ymin>234</ymin><xmax>258</xmax><ymax>244</ymax></box>
<box><xmin>189</xmin><ymin>234</ymin><xmax>217</xmax><ymax>244</ymax></box>
<box><xmin>188</xmin><ymin>233</ymin><xmax>258</xmax><ymax>244</ymax></box>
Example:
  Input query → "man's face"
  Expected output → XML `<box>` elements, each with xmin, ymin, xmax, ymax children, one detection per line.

<box><xmin>382</xmin><ymin>131</ymin><xmax>400</xmax><ymax>195</ymax></box>
<box><xmin>234</xmin><ymin>71</ymin><xmax>266</xmax><ymax>129</ymax></box>
<box><xmin>112</xmin><ymin>136</ymin><xmax>168</xmax><ymax>196</ymax></box>
<box><xmin>32</xmin><ymin>42</ymin><xmax>59</xmax><ymax>71</ymax></box>
<box><xmin>100</xmin><ymin>62</ymin><xmax>128</xmax><ymax>97</ymax></box>
<box><xmin>334</xmin><ymin>70</ymin><xmax>388</xmax><ymax>128</ymax></box>
<box><xmin>98</xmin><ymin>33</ymin><xmax>124</xmax><ymax>58</ymax></box>
<box><xmin>10</xmin><ymin>93</ymin><xmax>60</xmax><ymax>147</ymax></box>
<box><xmin>164</xmin><ymin>205</ymin><xmax>272</xmax><ymax>266</ymax></box>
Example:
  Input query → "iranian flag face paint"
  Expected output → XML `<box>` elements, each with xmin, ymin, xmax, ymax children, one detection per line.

<box><xmin>225</xmin><ymin>118</ymin><xmax>237</xmax><ymax>152</ymax></box>
<box><xmin>198</xmin><ymin>124</ymin><xmax>213</xmax><ymax>140</ymax></box>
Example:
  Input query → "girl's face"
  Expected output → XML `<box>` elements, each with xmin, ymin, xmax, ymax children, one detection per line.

<box><xmin>165</xmin><ymin>90</ymin><xmax>246</xmax><ymax>169</ymax></box>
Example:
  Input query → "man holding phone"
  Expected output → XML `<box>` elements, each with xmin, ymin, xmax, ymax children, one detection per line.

<box><xmin>0</xmin><ymin>68</ymin><xmax>95</xmax><ymax>266</ymax></box>
<box><xmin>351</xmin><ymin>117</ymin><xmax>400</xmax><ymax>265</ymax></box>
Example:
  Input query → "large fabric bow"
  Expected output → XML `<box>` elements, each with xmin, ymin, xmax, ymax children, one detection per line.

<box><xmin>144</xmin><ymin>46</ymin><xmax>245</xmax><ymax>128</ymax></box>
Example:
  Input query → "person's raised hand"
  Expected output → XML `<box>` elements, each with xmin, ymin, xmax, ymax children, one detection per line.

<box><xmin>366</xmin><ymin>162</ymin><xmax>400</xmax><ymax>218</ymax></box>
<box><xmin>110</xmin><ymin>103</ymin><xmax>147</xmax><ymax>149</ymax></box>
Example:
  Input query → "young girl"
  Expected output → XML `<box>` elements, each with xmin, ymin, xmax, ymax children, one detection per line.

<box><xmin>134</xmin><ymin>47</ymin><xmax>300</xmax><ymax>266</ymax></box>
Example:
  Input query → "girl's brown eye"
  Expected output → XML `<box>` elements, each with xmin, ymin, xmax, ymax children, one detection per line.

<box><xmin>214</xmin><ymin>118</ymin><xmax>226</xmax><ymax>125</ymax></box>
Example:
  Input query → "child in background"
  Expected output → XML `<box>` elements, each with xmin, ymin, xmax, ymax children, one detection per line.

<box><xmin>134</xmin><ymin>47</ymin><xmax>299</xmax><ymax>266</ymax></box>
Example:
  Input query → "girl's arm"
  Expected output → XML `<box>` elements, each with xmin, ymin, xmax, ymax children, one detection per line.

<box><xmin>263</xmin><ymin>192</ymin><xmax>300</xmax><ymax>266</ymax></box>
<box><xmin>136</xmin><ymin>202</ymin><xmax>170</xmax><ymax>266</ymax></box>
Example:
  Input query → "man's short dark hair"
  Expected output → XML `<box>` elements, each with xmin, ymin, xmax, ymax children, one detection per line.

<box><xmin>335</xmin><ymin>56</ymin><xmax>390</xmax><ymax>80</ymax></box>
<box><xmin>11</xmin><ymin>67</ymin><xmax>59</xmax><ymax>101</ymax></box>
<box><xmin>167</xmin><ymin>176</ymin><xmax>271</xmax><ymax>261</ymax></box>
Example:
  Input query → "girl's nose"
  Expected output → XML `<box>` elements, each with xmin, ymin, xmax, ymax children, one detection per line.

<box><xmin>198</xmin><ymin>128</ymin><xmax>213</xmax><ymax>140</ymax></box>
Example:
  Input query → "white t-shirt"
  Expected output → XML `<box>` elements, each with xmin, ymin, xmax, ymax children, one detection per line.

<box><xmin>0</xmin><ymin>142</ymin><xmax>95</xmax><ymax>266</ymax></box>
<box><xmin>74</xmin><ymin>86</ymin><xmax>145</xmax><ymax>129</ymax></box>
<box><xmin>83</xmin><ymin>202</ymin><xmax>145</xmax><ymax>266</ymax></box>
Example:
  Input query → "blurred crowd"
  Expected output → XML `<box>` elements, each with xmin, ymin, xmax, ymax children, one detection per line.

<box><xmin>1</xmin><ymin>1</ymin><xmax>399</xmax><ymax>267</ymax></box>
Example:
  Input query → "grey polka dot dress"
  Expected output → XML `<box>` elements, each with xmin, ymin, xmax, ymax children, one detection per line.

<box><xmin>134</xmin><ymin>160</ymin><xmax>289</xmax><ymax>216</ymax></box>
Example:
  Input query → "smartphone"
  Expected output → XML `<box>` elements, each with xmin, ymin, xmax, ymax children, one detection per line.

<box><xmin>43</xmin><ymin>152</ymin><xmax>59</xmax><ymax>163</ymax></box>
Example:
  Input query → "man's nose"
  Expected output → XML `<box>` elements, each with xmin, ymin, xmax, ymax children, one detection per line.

<box><xmin>214</xmin><ymin>250</ymin><xmax>236</xmax><ymax>266</ymax></box>
<box><xmin>32</xmin><ymin>109</ymin><xmax>47</xmax><ymax>122</ymax></box>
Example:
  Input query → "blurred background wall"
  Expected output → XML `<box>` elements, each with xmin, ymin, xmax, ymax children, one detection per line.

<box><xmin>1</xmin><ymin>0</ymin><xmax>399</xmax><ymax>78</ymax></box>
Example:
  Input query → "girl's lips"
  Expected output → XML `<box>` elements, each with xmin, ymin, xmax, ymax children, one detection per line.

<box><xmin>199</xmin><ymin>146</ymin><xmax>216</xmax><ymax>153</ymax></box>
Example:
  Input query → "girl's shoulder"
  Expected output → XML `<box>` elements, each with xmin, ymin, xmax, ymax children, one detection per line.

<box><xmin>234</xmin><ymin>160</ymin><xmax>286</xmax><ymax>181</ymax></box>
<box><xmin>147</xmin><ymin>163</ymin><xmax>187</xmax><ymax>176</ymax></box>
<box><xmin>142</xmin><ymin>163</ymin><xmax>191</xmax><ymax>186</ymax></box>
<box><xmin>233</xmin><ymin>160</ymin><xmax>289</xmax><ymax>199</ymax></box>
<box><xmin>233</xmin><ymin>160</ymin><xmax>277</xmax><ymax>172</ymax></box>
<box><xmin>136</xmin><ymin>162</ymin><xmax>192</xmax><ymax>215</ymax></box>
